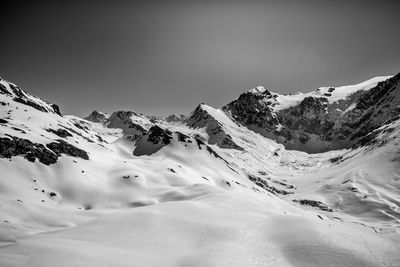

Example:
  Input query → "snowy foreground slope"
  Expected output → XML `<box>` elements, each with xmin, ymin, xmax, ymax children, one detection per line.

<box><xmin>0</xmin><ymin>75</ymin><xmax>400</xmax><ymax>267</ymax></box>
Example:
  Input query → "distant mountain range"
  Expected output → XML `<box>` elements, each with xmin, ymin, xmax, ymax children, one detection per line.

<box><xmin>1</xmin><ymin>73</ymin><xmax>399</xmax><ymax>266</ymax></box>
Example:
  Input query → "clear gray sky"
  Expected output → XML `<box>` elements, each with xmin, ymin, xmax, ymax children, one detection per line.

<box><xmin>1</xmin><ymin>0</ymin><xmax>399</xmax><ymax>117</ymax></box>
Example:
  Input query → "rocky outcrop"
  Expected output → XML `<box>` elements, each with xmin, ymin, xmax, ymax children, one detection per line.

<box><xmin>248</xmin><ymin>174</ymin><xmax>294</xmax><ymax>195</ymax></box>
<box><xmin>272</xmin><ymin>96</ymin><xmax>336</xmax><ymax>152</ymax></box>
<box><xmin>46</xmin><ymin>128</ymin><xmax>73</xmax><ymax>138</ymax></box>
<box><xmin>146</xmin><ymin>125</ymin><xmax>173</xmax><ymax>145</ymax></box>
<box><xmin>0</xmin><ymin>83</ymin><xmax>11</xmax><ymax>96</ymax></box>
<box><xmin>341</xmin><ymin>73</ymin><xmax>400</xmax><ymax>147</ymax></box>
<box><xmin>278</xmin><ymin>97</ymin><xmax>332</xmax><ymax>135</ymax></box>
<box><xmin>293</xmin><ymin>199</ymin><xmax>333</xmax><ymax>212</ymax></box>
<box><xmin>46</xmin><ymin>140</ymin><xmax>89</xmax><ymax>160</ymax></box>
<box><xmin>50</xmin><ymin>104</ymin><xmax>62</xmax><ymax>116</ymax></box>
<box><xmin>133</xmin><ymin>125</ymin><xmax>232</xmax><ymax>163</ymax></box>
<box><xmin>84</xmin><ymin>110</ymin><xmax>108</xmax><ymax>123</ymax></box>
<box><xmin>106</xmin><ymin>111</ymin><xmax>150</xmax><ymax>139</ymax></box>
<box><xmin>165</xmin><ymin>114</ymin><xmax>186</xmax><ymax>123</ymax></box>
<box><xmin>0</xmin><ymin>136</ymin><xmax>58</xmax><ymax>165</ymax></box>
<box><xmin>0</xmin><ymin>136</ymin><xmax>89</xmax><ymax>165</ymax></box>
<box><xmin>13</xmin><ymin>97</ymin><xmax>46</xmax><ymax>113</ymax></box>
<box><xmin>133</xmin><ymin>126</ymin><xmax>172</xmax><ymax>156</ymax></box>
<box><xmin>223</xmin><ymin>88</ymin><xmax>279</xmax><ymax>131</ymax></box>
<box><xmin>185</xmin><ymin>104</ymin><xmax>243</xmax><ymax>150</ymax></box>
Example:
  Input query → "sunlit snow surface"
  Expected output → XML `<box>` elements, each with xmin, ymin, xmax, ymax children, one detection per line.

<box><xmin>248</xmin><ymin>75</ymin><xmax>393</xmax><ymax>112</ymax></box>
<box><xmin>0</xmin><ymin>78</ymin><xmax>400</xmax><ymax>267</ymax></box>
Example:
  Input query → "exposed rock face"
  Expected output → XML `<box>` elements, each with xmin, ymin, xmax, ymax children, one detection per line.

<box><xmin>0</xmin><ymin>136</ymin><xmax>88</xmax><ymax>165</ymax></box>
<box><xmin>46</xmin><ymin>140</ymin><xmax>89</xmax><ymax>160</ymax></box>
<box><xmin>185</xmin><ymin>104</ymin><xmax>243</xmax><ymax>150</ymax></box>
<box><xmin>273</xmin><ymin>97</ymin><xmax>335</xmax><ymax>151</ymax></box>
<box><xmin>223</xmin><ymin>89</ymin><xmax>279</xmax><ymax>132</ymax></box>
<box><xmin>133</xmin><ymin>125</ymin><xmax>231</xmax><ymax>164</ymax></box>
<box><xmin>106</xmin><ymin>111</ymin><xmax>150</xmax><ymax>138</ymax></box>
<box><xmin>50</xmin><ymin>104</ymin><xmax>62</xmax><ymax>116</ymax></box>
<box><xmin>0</xmin><ymin>83</ymin><xmax>11</xmax><ymax>96</ymax></box>
<box><xmin>133</xmin><ymin>126</ymin><xmax>172</xmax><ymax>156</ymax></box>
<box><xmin>223</xmin><ymin>73</ymin><xmax>400</xmax><ymax>153</ymax></box>
<box><xmin>279</xmin><ymin>97</ymin><xmax>332</xmax><ymax>135</ymax></box>
<box><xmin>84</xmin><ymin>110</ymin><xmax>108</xmax><ymax>123</ymax></box>
<box><xmin>146</xmin><ymin>125</ymin><xmax>173</xmax><ymax>145</ymax></box>
<box><xmin>165</xmin><ymin>114</ymin><xmax>186</xmax><ymax>123</ymax></box>
<box><xmin>293</xmin><ymin>199</ymin><xmax>333</xmax><ymax>212</ymax></box>
<box><xmin>248</xmin><ymin>174</ymin><xmax>294</xmax><ymax>195</ymax></box>
<box><xmin>0</xmin><ymin>136</ymin><xmax>58</xmax><ymax>165</ymax></box>
<box><xmin>340</xmin><ymin>74</ymin><xmax>400</xmax><ymax>147</ymax></box>
<box><xmin>46</xmin><ymin>128</ymin><xmax>73</xmax><ymax>138</ymax></box>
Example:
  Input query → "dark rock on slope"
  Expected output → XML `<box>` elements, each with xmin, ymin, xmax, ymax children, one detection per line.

<box><xmin>185</xmin><ymin>104</ymin><xmax>243</xmax><ymax>150</ymax></box>
<box><xmin>0</xmin><ymin>136</ymin><xmax>58</xmax><ymax>165</ymax></box>
<box><xmin>105</xmin><ymin>111</ymin><xmax>149</xmax><ymax>138</ymax></box>
<box><xmin>0</xmin><ymin>136</ymin><xmax>89</xmax><ymax>165</ymax></box>
<box><xmin>133</xmin><ymin>125</ymin><xmax>232</xmax><ymax>166</ymax></box>
<box><xmin>46</xmin><ymin>140</ymin><xmax>89</xmax><ymax>160</ymax></box>
<box><xmin>223</xmin><ymin>89</ymin><xmax>279</xmax><ymax>132</ymax></box>
<box><xmin>133</xmin><ymin>126</ymin><xmax>172</xmax><ymax>156</ymax></box>
<box><xmin>165</xmin><ymin>114</ymin><xmax>186</xmax><ymax>123</ymax></box>
<box><xmin>146</xmin><ymin>125</ymin><xmax>173</xmax><ymax>145</ymax></box>
<box><xmin>293</xmin><ymin>199</ymin><xmax>333</xmax><ymax>212</ymax></box>
<box><xmin>46</xmin><ymin>128</ymin><xmax>73</xmax><ymax>138</ymax></box>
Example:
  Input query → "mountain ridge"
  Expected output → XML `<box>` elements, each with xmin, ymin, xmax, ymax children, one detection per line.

<box><xmin>84</xmin><ymin>73</ymin><xmax>399</xmax><ymax>153</ymax></box>
<box><xmin>1</xmin><ymin>73</ymin><xmax>400</xmax><ymax>267</ymax></box>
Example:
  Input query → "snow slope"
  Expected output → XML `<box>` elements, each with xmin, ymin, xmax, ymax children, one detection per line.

<box><xmin>0</xmin><ymin>75</ymin><xmax>400</xmax><ymax>267</ymax></box>
<box><xmin>274</xmin><ymin>75</ymin><xmax>392</xmax><ymax>111</ymax></box>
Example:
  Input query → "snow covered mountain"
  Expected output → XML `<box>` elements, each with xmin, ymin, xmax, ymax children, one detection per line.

<box><xmin>223</xmin><ymin>75</ymin><xmax>399</xmax><ymax>153</ymax></box>
<box><xmin>1</xmin><ymin>74</ymin><xmax>400</xmax><ymax>267</ymax></box>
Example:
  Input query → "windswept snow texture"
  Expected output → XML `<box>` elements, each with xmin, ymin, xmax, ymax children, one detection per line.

<box><xmin>1</xmin><ymin>75</ymin><xmax>400</xmax><ymax>267</ymax></box>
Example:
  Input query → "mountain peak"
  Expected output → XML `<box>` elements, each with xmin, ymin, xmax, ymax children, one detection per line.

<box><xmin>84</xmin><ymin>110</ymin><xmax>108</xmax><ymax>123</ymax></box>
<box><xmin>248</xmin><ymin>85</ymin><xmax>271</xmax><ymax>95</ymax></box>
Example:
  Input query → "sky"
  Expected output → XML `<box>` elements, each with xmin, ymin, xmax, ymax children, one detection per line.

<box><xmin>1</xmin><ymin>0</ymin><xmax>400</xmax><ymax>117</ymax></box>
